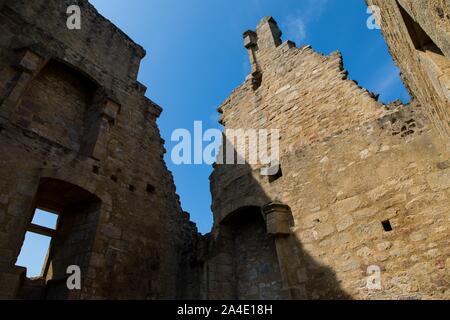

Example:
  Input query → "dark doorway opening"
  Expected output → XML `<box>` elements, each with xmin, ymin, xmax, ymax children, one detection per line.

<box><xmin>223</xmin><ymin>206</ymin><xmax>287</xmax><ymax>300</ymax></box>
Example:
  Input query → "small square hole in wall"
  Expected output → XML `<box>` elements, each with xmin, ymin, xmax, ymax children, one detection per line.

<box><xmin>110</xmin><ymin>175</ymin><xmax>118</xmax><ymax>183</ymax></box>
<box><xmin>129</xmin><ymin>185</ymin><xmax>136</xmax><ymax>192</ymax></box>
<box><xmin>146</xmin><ymin>184</ymin><xmax>156</xmax><ymax>194</ymax></box>
<box><xmin>382</xmin><ymin>220</ymin><xmax>393</xmax><ymax>232</ymax></box>
<box><xmin>92</xmin><ymin>166</ymin><xmax>100</xmax><ymax>174</ymax></box>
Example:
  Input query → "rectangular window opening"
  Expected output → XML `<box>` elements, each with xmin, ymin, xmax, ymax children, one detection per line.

<box><xmin>32</xmin><ymin>208</ymin><xmax>59</xmax><ymax>230</ymax></box>
<box><xmin>146</xmin><ymin>183</ymin><xmax>156</xmax><ymax>194</ymax></box>
<box><xmin>16</xmin><ymin>231</ymin><xmax>52</xmax><ymax>278</ymax></box>
<box><xmin>382</xmin><ymin>220</ymin><xmax>393</xmax><ymax>232</ymax></box>
<box><xmin>15</xmin><ymin>208</ymin><xmax>59</xmax><ymax>278</ymax></box>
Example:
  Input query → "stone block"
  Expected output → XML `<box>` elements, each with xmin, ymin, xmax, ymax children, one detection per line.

<box><xmin>302</xmin><ymin>210</ymin><xmax>329</xmax><ymax>229</ymax></box>
<box><xmin>0</xmin><ymin>267</ymin><xmax>26</xmax><ymax>299</ymax></box>
<box><xmin>427</xmin><ymin>169</ymin><xmax>450</xmax><ymax>190</ymax></box>
<box><xmin>331</xmin><ymin>196</ymin><xmax>361</xmax><ymax>215</ymax></box>
<box><xmin>313</xmin><ymin>223</ymin><xmax>335</xmax><ymax>240</ymax></box>
<box><xmin>263</xmin><ymin>202</ymin><xmax>292</xmax><ymax>236</ymax></box>
<box><xmin>100</xmin><ymin>224</ymin><xmax>121</xmax><ymax>241</ymax></box>
<box><xmin>15</xmin><ymin>49</ymin><xmax>43</xmax><ymax>73</ymax></box>
<box><xmin>102</xmin><ymin>99</ymin><xmax>121</xmax><ymax>121</ymax></box>
<box><xmin>336</xmin><ymin>214</ymin><xmax>354</xmax><ymax>232</ymax></box>
<box><xmin>243</xmin><ymin>30</ymin><xmax>257</xmax><ymax>49</ymax></box>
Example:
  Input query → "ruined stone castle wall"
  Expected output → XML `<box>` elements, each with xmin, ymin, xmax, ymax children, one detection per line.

<box><xmin>0</xmin><ymin>0</ymin><xmax>448</xmax><ymax>301</ymax></box>
<box><xmin>0</xmin><ymin>0</ymin><xmax>199</xmax><ymax>299</ymax></box>
<box><xmin>367</xmin><ymin>0</ymin><xmax>450</xmax><ymax>146</ymax></box>
<box><xmin>207</xmin><ymin>17</ymin><xmax>449</xmax><ymax>299</ymax></box>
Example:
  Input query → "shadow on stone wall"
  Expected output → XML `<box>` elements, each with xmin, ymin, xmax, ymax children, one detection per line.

<box><xmin>205</xmin><ymin>137</ymin><xmax>352</xmax><ymax>299</ymax></box>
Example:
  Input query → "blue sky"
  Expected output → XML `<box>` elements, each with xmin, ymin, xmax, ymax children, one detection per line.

<box><xmin>85</xmin><ymin>0</ymin><xmax>409</xmax><ymax>234</ymax></box>
<box><xmin>16</xmin><ymin>209</ymin><xmax>58</xmax><ymax>277</ymax></box>
<box><xmin>18</xmin><ymin>0</ymin><xmax>412</xmax><ymax>276</ymax></box>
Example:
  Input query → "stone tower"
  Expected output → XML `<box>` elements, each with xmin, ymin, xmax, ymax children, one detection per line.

<box><xmin>206</xmin><ymin>17</ymin><xmax>449</xmax><ymax>299</ymax></box>
<box><xmin>0</xmin><ymin>0</ymin><xmax>199</xmax><ymax>299</ymax></box>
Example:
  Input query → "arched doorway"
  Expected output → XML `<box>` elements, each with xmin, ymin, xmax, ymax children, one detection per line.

<box><xmin>15</xmin><ymin>178</ymin><xmax>102</xmax><ymax>299</ymax></box>
<box><xmin>222</xmin><ymin>206</ymin><xmax>286</xmax><ymax>300</ymax></box>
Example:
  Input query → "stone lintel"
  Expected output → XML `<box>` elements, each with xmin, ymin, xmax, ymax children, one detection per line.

<box><xmin>14</xmin><ymin>49</ymin><xmax>45</xmax><ymax>73</ymax></box>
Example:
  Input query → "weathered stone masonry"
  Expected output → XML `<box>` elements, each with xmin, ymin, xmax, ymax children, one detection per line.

<box><xmin>367</xmin><ymin>0</ymin><xmax>450</xmax><ymax>145</ymax></box>
<box><xmin>206</xmin><ymin>16</ymin><xmax>449</xmax><ymax>299</ymax></box>
<box><xmin>0</xmin><ymin>0</ymin><xmax>448</xmax><ymax>300</ymax></box>
<box><xmin>0</xmin><ymin>0</ymin><xmax>199</xmax><ymax>299</ymax></box>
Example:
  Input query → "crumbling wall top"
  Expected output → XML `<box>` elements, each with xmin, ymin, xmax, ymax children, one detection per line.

<box><xmin>1</xmin><ymin>0</ymin><xmax>146</xmax><ymax>82</ymax></box>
